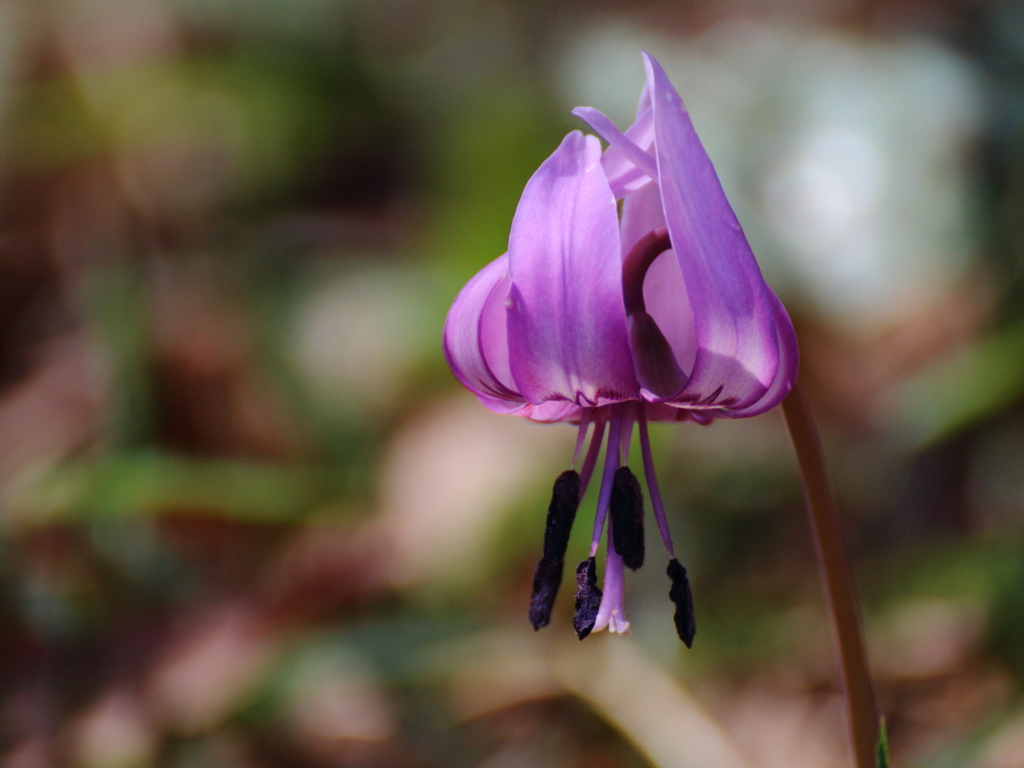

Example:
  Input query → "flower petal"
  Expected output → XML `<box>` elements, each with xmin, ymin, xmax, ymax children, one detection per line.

<box><xmin>572</xmin><ymin>106</ymin><xmax>658</xmax><ymax>180</ymax></box>
<box><xmin>581</xmin><ymin>106</ymin><xmax>655</xmax><ymax>199</ymax></box>
<box><xmin>442</xmin><ymin>253</ymin><xmax>523</xmax><ymax>407</ymax></box>
<box><xmin>516</xmin><ymin>401</ymin><xmax>585</xmax><ymax>422</ymax></box>
<box><xmin>715</xmin><ymin>288</ymin><xmax>799</xmax><ymax>418</ymax></box>
<box><xmin>643</xmin><ymin>52</ymin><xmax>780</xmax><ymax>410</ymax></box>
<box><xmin>507</xmin><ymin>131</ymin><xmax>639</xmax><ymax>406</ymax></box>
<box><xmin>621</xmin><ymin>183</ymin><xmax>697</xmax><ymax>398</ymax></box>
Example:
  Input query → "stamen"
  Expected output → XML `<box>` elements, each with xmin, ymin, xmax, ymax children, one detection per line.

<box><xmin>593</xmin><ymin>522</ymin><xmax>630</xmax><ymax>635</ymax></box>
<box><xmin>667</xmin><ymin>558</ymin><xmax>696</xmax><ymax>647</ymax></box>
<box><xmin>610</xmin><ymin>466</ymin><xmax>645</xmax><ymax>570</ymax></box>
<box><xmin>622</xmin><ymin>230</ymin><xmax>687</xmax><ymax>399</ymax></box>
<box><xmin>542</xmin><ymin>471</ymin><xmax>582</xmax><ymax>561</ymax></box>
<box><xmin>578</xmin><ymin>411</ymin><xmax>606</xmax><ymax>497</ymax></box>
<box><xmin>638</xmin><ymin>403</ymin><xmax>675</xmax><ymax>557</ymax></box>
<box><xmin>529</xmin><ymin>557</ymin><xmax>563</xmax><ymax>630</ymax></box>
<box><xmin>590</xmin><ymin>404</ymin><xmax>623</xmax><ymax>556</ymax></box>
<box><xmin>619</xmin><ymin>401</ymin><xmax>635</xmax><ymax>465</ymax></box>
<box><xmin>572</xmin><ymin>556</ymin><xmax>602</xmax><ymax>639</ymax></box>
<box><xmin>572</xmin><ymin>410</ymin><xmax>592</xmax><ymax>468</ymax></box>
<box><xmin>528</xmin><ymin>470</ymin><xmax>582</xmax><ymax>630</ymax></box>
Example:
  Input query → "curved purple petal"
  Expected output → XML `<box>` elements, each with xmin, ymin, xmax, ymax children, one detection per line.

<box><xmin>715</xmin><ymin>288</ymin><xmax>799</xmax><ymax>418</ymax></box>
<box><xmin>620</xmin><ymin>172</ymin><xmax>665</xmax><ymax>254</ymax></box>
<box><xmin>442</xmin><ymin>253</ymin><xmax>523</xmax><ymax>408</ymax></box>
<box><xmin>507</xmin><ymin>131</ymin><xmax>639</xmax><ymax>406</ymax></box>
<box><xmin>517</xmin><ymin>401</ymin><xmax>585</xmax><ymax>423</ymax></box>
<box><xmin>472</xmin><ymin>397</ymin><xmax>583</xmax><ymax>423</ymax></box>
<box><xmin>621</xmin><ymin>182</ymin><xmax>697</xmax><ymax>397</ymax></box>
<box><xmin>572</xmin><ymin>106</ymin><xmax>658</xmax><ymax>180</ymax></box>
<box><xmin>643</xmin><ymin>52</ymin><xmax>779</xmax><ymax>411</ymax></box>
<box><xmin>580</xmin><ymin>106</ymin><xmax>655</xmax><ymax>199</ymax></box>
<box><xmin>636</xmin><ymin>81</ymin><xmax>651</xmax><ymax>119</ymax></box>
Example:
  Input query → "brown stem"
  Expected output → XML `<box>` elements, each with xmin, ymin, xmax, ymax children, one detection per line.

<box><xmin>782</xmin><ymin>381</ymin><xmax>878</xmax><ymax>768</ymax></box>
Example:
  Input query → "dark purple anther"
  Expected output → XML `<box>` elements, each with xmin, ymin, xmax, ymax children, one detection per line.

<box><xmin>543</xmin><ymin>470</ymin><xmax>581</xmax><ymax>560</ymax></box>
<box><xmin>667</xmin><ymin>558</ymin><xmax>696</xmax><ymax>647</ymax></box>
<box><xmin>573</xmin><ymin>557</ymin><xmax>602</xmax><ymax>639</ymax></box>
<box><xmin>528</xmin><ymin>471</ymin><xmax>583</xmax><ymax>630</ymax></box>
<box><xmin>610</xmin><ymin>466</ymin><xmax>645</xmax><ymax>570</ymax></box>
<box><xmin>529</xmin><ymin>557</ymin><xmax>564</xmax><ymax>630</ymax></box>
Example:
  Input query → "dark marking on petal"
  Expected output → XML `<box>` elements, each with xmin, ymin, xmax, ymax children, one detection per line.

<box><xmin>697</xmin><ymin>385</ymin><xmax>724</xmax><ymax>406</ymax></box>
<box><xmin>610</xmin><ymin>467</ymin><xmax>645</xmax><ymax>570</ymax></box>
<box><xmin>529</xmin><ymin>557</ymin><xmax>564</xmax><ymax>630</ymax></box>
<box><xmin>543</xmin><ymin>471</ymin><xmax>581</xmax><ymax>561</ymax></box>
<box><xmin>573</xmin><ymin>557</ymin><xmax>602</xmax><ymax>639</ymax></box>
<box><xmin>667</xmin><ymin>558</ymin><xmax>696</xmax><ymax>647</ymax></box>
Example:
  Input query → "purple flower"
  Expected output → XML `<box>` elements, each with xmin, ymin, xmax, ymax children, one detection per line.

<box><xmin>442</xmin><ymin>53</ymin><xmax>798</xmax><ymax>644</ymax></box>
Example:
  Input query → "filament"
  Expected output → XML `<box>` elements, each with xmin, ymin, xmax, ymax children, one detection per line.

<box><xmin>572</xmin><ymin>409</ymin><xmax>592</xmax><ymax>468</ymax></box>
<box><xmin>619</xmin><ymin>401</ymin><xmax>635</xmax><ymax>465</ymax></box>
<box><xmin>578</xmin><ymin>411</ymin><xmax>607</xmax><ymax>499</ymax></box>
<box><xmin>639</xmin><ymin>401</ymin><xmax>675</xmax><ymax>557</ymax></box>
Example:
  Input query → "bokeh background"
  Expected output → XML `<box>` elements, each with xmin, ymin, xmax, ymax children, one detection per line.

<box><xmin>1</xmin><ymin>0</ymin><xmax>1023</xmax><ymax>766</ymax></box>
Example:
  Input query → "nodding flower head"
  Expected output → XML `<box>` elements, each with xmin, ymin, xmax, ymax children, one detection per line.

<box><xmin>442</xmin><ymin>53</ymin><xmax>798</xmax><ymax>645</ymax></box>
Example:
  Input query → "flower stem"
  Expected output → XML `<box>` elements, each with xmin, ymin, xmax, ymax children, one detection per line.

<box><xmin>781</xmin><ymin>381</ymin><xmax>878</xmax><ymax>768</ymax></box>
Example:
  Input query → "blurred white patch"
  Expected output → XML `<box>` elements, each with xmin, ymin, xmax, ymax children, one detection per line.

<box><xmin>555</xmin><ymin>636</ymin><xmax>753</xmax><ymax>768</ymax></box>
<box><xmin>53</xmin><ymin>0</ymin><xmax>179</xmax><ymax>69</ymax></box>
<box><xmin>69</xmin><ymin>691</ymin><xmax>156</xmax><ymax>768</ymax></box>
<box><xmin>291</xmin><ymin>266</ymin><xmax>434</xmax><ymax>422</ymax></box>
<box><xmin>714</xmin><ymin>680</ymin><xmax>849</xmax><ymax>768</ymax></box>
<box><xmin>873</xmin><ymin>598</ymin><xmax>984</xmax><ymax>679</ymax></box>
<box><xmin>558</xmin><ymin>20</ymin><xmax>984</xmax><ymax>335</ymax></box>
<box><xmin>147</xmin><ymin>605</ymin><xmax>279</xmax><ymax>733</ymax></box>
<box><xmin>286</xmin><ymin>645</ymin><xmax>395</xmax><ymax>744</ymax></box>
<box><xmin>975</xmin><ymin>711</ymin><xmax>1024</xmax><ymax>768</ymax></box>
<box><xmin>556</xmin><ymin>24</ymin><xmax>651</xmax><ymax>126</ymax></box>
<box><xmin>113</xmin><ymin>89</ymin><xmax>246</xmax><ymax>217</ymax></box>
<box><xmin>435</xmin><ymin>629</ymin><xmax>562</xmax><ymax>720</ymax></box>
<box><xmin>767</xmin><ymin>126</ymin><xmax>886</xmax><ymax>273</ymax></box>
<box><xmin>377</xmin><ymin>392</ymin><xmax>571</xmax><ymax>587</ymax></box>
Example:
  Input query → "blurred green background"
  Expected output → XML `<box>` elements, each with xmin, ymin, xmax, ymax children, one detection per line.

<box><xmin>1</xmin><ymin>0</ymin><xmax>1024</xmax><ymax>766</ymax></box>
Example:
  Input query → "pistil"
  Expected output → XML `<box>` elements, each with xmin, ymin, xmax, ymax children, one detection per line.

<box><xmin>593</xmin><ymin>522</ymin><xmax>630</xmax><ymax>635</ymax></box>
